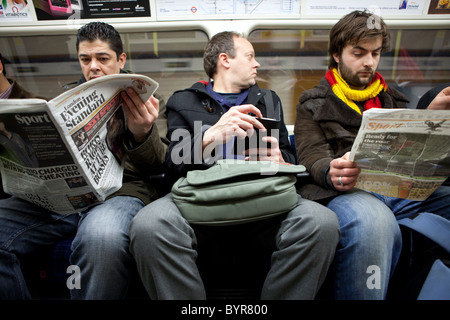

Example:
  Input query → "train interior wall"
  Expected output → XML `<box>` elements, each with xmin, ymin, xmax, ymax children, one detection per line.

<box><xmin>1</xmin><ymin>27</ymin><xmax>449</xmax><ymax>127</ymax></box>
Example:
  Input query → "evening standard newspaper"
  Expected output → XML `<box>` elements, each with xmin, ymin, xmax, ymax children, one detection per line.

<box><xmin>0</xmin><ymin>74</ymin><xmax>158</xmax><ymax>214</ymax></box>
<box><xmin>349</xmin><ymin>108</ymin><xmax>450</xmax><ymax>201</ymax></box>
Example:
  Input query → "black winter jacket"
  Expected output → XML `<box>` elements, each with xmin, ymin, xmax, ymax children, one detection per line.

<box><xmin>165</xmin><ymin>81</ymin><xmax>295</xmax><ymax>179</ymax></box>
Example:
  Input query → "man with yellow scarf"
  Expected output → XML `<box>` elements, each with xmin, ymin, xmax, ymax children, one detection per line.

<box><xmin>294</xmin><ymin>10</ymin><xmax>450</xmax><ymax>300</ymax></box>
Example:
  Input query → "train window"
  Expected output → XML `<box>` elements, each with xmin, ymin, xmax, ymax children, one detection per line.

<box><xmin>248</xmin><ymin>29</ymin><xmax>450</xmax><ymax>125</ymax></box>
<box><xmin>0</xmin><ymin>30</ymin><xmax>209</xmax><ymax>103</ymax></box>
<box><xmin>1</xmin><ymin>28</ymin><xmax>449</xmax><ymax>126</ymax></box>
<box><xmin>248</xmin><ymin>29</ymin><xmax>329</xmax><ymax>125</ymax></box>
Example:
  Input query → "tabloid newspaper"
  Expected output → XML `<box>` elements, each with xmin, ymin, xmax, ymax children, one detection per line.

<box><xmin>0</xmin><ymin>74</ymin><xmax>158</xmax><ymax>214</ymax></box>
<box><xmin>349</xmin><ymin>108</ymin><xmax>450</xmax><ymax>201</ymax></box>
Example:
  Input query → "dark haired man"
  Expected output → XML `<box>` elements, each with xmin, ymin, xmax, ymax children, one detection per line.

<box><xmin>0</xmin><ymin>22</ymin><xmax>168</xmax><ymax>299</ymax></box>
<box><xmin>294</xmin><ymin>10</ymin><xmax>450</xmax><ymax>299</ymax></box>
<box><xmin>129</xmin><ymin>31</ymin><xmax>340</xmax><ymax>300</ymax></box>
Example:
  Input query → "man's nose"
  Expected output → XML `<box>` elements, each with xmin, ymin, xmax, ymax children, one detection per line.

<box><xmin>363</xmin><ymin>55</ymin><xmax>375</xmax><ymax>68</ymax></box>
<box><xmin>90</xmin><ymin>59</ymin><xmax>100</xmax><ymax>70</ymax></box>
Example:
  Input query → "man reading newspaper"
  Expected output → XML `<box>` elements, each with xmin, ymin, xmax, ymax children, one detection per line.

<box><xmin>0</xmin><ymin>22</ymin><xmax>168</xmax><ymax>299</ymax></box>
<box><xmin>294</xmin><ymin>10</ymin><xmax>450</xmax><ymax>299</ymax></box>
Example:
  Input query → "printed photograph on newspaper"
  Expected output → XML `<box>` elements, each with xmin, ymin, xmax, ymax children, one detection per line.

<box><xmin>349</xmin><ymin>108</ymin><xmax>450</xmax><ymax>201</ymax></box>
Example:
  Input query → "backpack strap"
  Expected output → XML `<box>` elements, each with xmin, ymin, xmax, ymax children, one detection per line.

<box><xmin>398</xmin><ymin>212</ymin><xmax>450</xmax><ymax>255</ymax></box>
<box><xmin>262</xmin><ymin>89</ymin><xmax>280</xmax><ymax>120</ymax></box>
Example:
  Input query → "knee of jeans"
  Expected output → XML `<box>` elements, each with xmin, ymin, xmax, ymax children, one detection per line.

<box><xmin>339</xmin><ymin>205</ymin><xmax>400</xmax><ymax>248</ymax></box>
<box><xmin>75</xmin><ymin>224</ymin><xmax>129</xmax><ymax>255</ymax></box>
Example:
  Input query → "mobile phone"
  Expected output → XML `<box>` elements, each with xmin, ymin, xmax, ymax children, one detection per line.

<box><xmin>236</xmin><ymin>117</ymin><xmax>280</xmax><ymax>156</ymax></box>
<box><xmin>255</xmin><ymin>117</ymin><xmax>280</xmax><ymax>150</ymax></box>
<box><xmin>255</xmin><ymin>117</ymin><xmax>279</xmax><ymax>134</ymax></box>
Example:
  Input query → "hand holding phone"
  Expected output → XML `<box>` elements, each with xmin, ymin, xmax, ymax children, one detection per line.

<box><xmin>255</xmin><ymin>117</ymin><xmax>279</xmax><ymax>136</ymax></box>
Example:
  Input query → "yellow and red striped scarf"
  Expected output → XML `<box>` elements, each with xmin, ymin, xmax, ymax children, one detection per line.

<box><xmin>326</xmin><ymin>68</ymin><xmax>388</xmax><ymax>115</ymax></box>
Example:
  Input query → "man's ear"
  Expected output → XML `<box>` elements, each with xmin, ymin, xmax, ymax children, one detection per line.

<box><xmin>332</xmin><ymin>53</ymin><xmax>340</xmax><ymax>65</ymax></box>
<box><xmin>119</xmin><ymin>52</ymin><xmax>127</xmax><ymax>70</ymax></box>
<box><xmin>218</xmin><ymin>52</ymin><xmax>230</xmax><ymax>70</ymax></box>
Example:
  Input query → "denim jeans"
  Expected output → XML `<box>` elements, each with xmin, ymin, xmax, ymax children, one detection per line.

<box><xmin>0</xmin><ymin>196</ymin><xmax>78</xmax><ymax>299</ymax></box>
<box><xmin>324</xmin><ymin>185</ymin><xmax>450</xmax><ymax>300</ymax></box>
<box><xmin>130</xmin><ymin>193</ymin><xmax>340</xmax><ymax>300</ymax></box>
<box><xmin>70</xmin><ymin>195</ymin><xmax>144</xmax><ymax>299</ymax></box>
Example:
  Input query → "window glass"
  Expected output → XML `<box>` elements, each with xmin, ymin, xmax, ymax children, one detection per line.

<box><xmin>1</xmin><ymin>28</ymin><xmax>449</xmax><ymax>126</ymax></box>
<box><xmin>248</xmin><ymin>29</ymin><xmax>450</xmax><ymax>124</ymax></box>
<box><xmin>0</xmin><ymin>30</ymin><xmax>209</xmax><ymax>103</ymax></box>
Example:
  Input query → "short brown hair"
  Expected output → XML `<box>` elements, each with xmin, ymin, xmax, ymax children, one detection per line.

<box><xmin>328</xmin><ymin>10</ymin><xmax>390</xmax><ymax>69</ymax></box>
<box><xmin>203</xmin><ymin>31</ymin><xmax>241</xmax><ymax>79</ymax></box>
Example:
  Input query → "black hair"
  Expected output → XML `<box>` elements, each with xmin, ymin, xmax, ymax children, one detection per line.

<box><xmin>76</xmin><ymin>22</ymin><xmax>124</xmax><ymax>60</ymax></box>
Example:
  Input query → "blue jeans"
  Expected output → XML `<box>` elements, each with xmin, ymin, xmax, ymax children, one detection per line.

<box><xmin>70</xmin><ymin>195</ymin><xmax>144</xmax><ymax>299</ymax></box>
<box><xmin>324</xmin><ymin>185</ymin><xmax>450</xmax><ymax>300</ymax></box>
<box><xmin>0</xmin><ymin>196</ymin><xmax>78</xmax><ymax>299</ymax></box>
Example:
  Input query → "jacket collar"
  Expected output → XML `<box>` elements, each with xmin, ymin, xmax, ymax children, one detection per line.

<box><xmin>300</xmin><ymin>77</ymin><xmax>408</xmax><ymax>127</ymax></box>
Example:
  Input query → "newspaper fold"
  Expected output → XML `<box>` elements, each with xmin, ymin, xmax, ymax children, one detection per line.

<box><xmin>349</xmin><ymin>108</ymin><xmax>450</xmax><ymax>201</ymax></box>
<box><xmin>0</xmin><ymin>74</ymin><xmax>158</xmax><ymax>214</ymax></box>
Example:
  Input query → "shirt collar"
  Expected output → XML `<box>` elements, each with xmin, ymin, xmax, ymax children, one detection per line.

<box><xmin>0</xmin><ymin>80</ymin><xmax>13</xmax><ymax>99</ymax></box>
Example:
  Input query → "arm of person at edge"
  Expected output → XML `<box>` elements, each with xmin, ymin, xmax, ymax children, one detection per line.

<box><xmin>202</xmin><ymin>104</ymin><xmax>286</xmax><ymax>163</ymax></box>
<box><xmin>330</xmin><ymin>86</ymin><xmax>450</xmax><ymax>191</ymax></box>
<box><xmin>427</xmin><ymin>86</ymin><xmax>450</xmax><ymax>110</ymax></box>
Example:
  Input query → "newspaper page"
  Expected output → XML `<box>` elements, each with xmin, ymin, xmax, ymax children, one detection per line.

<box><xmin>0</xmin><ymin>74</ymin><xmax>158</xmax><ymax>214</ymax></box>
<box><xmin>349</xmin><ymin>108</ymin><xmax>450</xmax><ymax>201</ymax></box>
